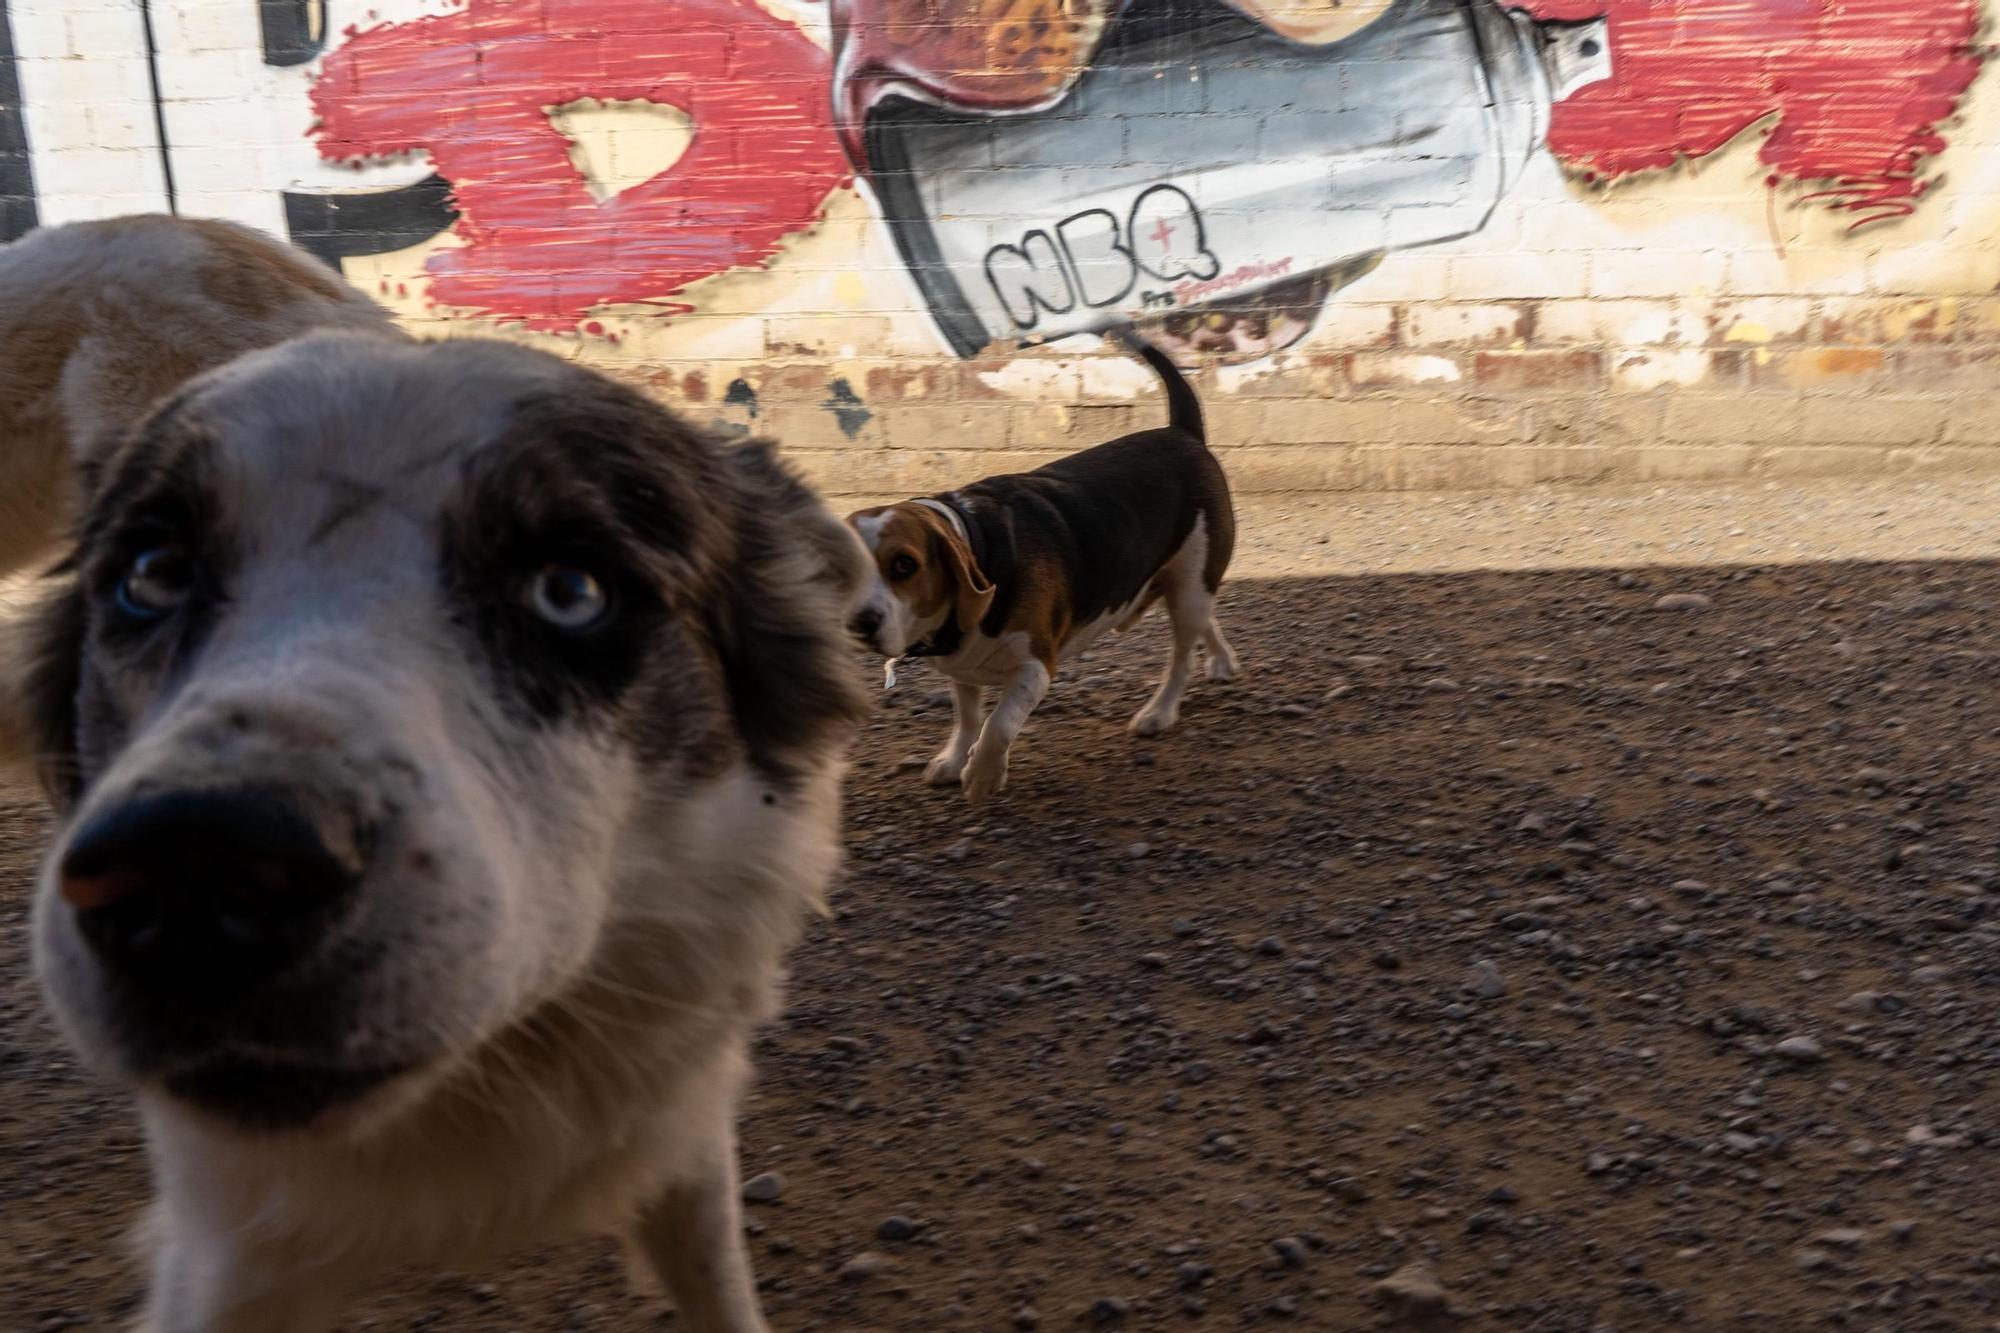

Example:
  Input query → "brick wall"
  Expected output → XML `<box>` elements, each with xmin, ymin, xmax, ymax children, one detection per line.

<box><xmin>5</xmin><ymin>0</ymin><xmax>1996</xmax><ymax>496</ymax></box>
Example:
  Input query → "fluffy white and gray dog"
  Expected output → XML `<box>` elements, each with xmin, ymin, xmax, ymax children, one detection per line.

<box><xmin>0</xmin><ymin>216</ymin><xmax>869</xmax><ymax>1332</ymax></box>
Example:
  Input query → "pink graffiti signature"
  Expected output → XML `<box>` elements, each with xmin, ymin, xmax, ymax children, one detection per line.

<box><xmin>1522</xmin><ymin>0</ymin><xmax>1984</xmax><ymax>226</ymax></box>
<box><xmin>312</xmin><ymin>0</ymin><xmax>850</xmax><ymax>332</ymax></box>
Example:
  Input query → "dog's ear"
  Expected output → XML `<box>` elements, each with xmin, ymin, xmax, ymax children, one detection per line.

<box><xmin>727</xmin><ymin>441</ymin><xmax>870</xmax><ymax>613</ymax></box>
<box><xmin>711</xmin><ymin>439</ymin><xmax>871</xmax><ymax>781</ymax></box>
<box><xmin>0</xmin><ymin>571</ymin><xmax>88</xmax><ymax>809</ymax></box>
<box><xmin>931</xmin><ymin>518</ymin><xmax>995</xmax><ymax>634</ymax></box>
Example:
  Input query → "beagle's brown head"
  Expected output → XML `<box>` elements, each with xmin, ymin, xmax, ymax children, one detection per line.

<box><xmin>844</xmin><ymin>501</ymin><xmax>994</xmax><ymax>656</ymax></box>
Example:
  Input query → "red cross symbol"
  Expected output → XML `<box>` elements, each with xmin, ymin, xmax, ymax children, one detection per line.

<box><xmin>1148</xmin><ymin>217</ymin><xmax>1175</xmax><ymax>248</ymax></box>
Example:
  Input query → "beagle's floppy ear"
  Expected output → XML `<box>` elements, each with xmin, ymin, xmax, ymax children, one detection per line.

<box><xmin>927</xmin><ymin>514</ymin><xmax>995</xmax><ymax>634</ymax></box>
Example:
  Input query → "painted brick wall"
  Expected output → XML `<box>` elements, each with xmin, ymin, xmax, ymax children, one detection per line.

<box><xmin>4</xmin><ymin>0</ymin><xmax>1996</xmax><ymax>496</ymax></box>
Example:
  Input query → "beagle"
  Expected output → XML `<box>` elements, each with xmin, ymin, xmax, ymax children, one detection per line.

<box><xmin>847</xmin><ymin>335</ymin><xmax>1238</xmax><ymax>801</ymax></box>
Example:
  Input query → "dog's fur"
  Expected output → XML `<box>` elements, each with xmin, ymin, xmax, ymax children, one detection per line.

<box><xmin>846</xmin><ymin>337</ymin><xmax>1238</xmax><ymax>801</ymax></box>
<box><xmin>0</xmin><ymin>214</ymin><xmax>402</xmax><ymax>582</ymax></box>
<box><xmin>0</xmin><ymin>214</ymin><xmax>402</xmax><ymax>771</ymax></box>
<box><xmin>3</xmin><ymin>221</ymin><xmax>870</xmax><ymax>1331</ymax></box>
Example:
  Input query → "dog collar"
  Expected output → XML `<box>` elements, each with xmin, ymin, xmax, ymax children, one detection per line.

<box><xmin>899</xmin><ymin>492</ymin><xmax>983</xmax><ymax>661</ymax></box>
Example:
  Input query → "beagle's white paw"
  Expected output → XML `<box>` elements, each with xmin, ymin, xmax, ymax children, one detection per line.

<box><xmin>1129</xmin><ymin>703</ymin><xmax>1178</xmax><ymax>738</ymax></box>
<box><xmin>960</xmin><ymin>750</ymin><xmax>1008</xmax><ymax>802</ymax></box>
<box><xmin>924</xmin><ymin>750</ymin><xmax>969</xmax><ymax>785</ymax></box>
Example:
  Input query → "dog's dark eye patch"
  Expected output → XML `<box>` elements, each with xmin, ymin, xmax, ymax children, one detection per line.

<box><xmin>78</xmin><ymin>426</ymin><xmax>229</xmax><ymax>665</ymax></box>
<box><xmin>441</xmin><ymin>452</ymin><xmax>690</xmax><ymax>725</ymax></box>
<box><xmin>438</xmin><ymin>380</ymin><xmax>735</xmax><ymax>726</ymax></box>
<box><xmin>443</xmin><ymin>517</ymin><xmax>664</xmax><ymax>723</ymax></box>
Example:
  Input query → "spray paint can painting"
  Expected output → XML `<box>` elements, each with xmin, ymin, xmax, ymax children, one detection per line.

<box><xmin>835</xmin><ymin>0</ymin><xmax>1611</xmax><ymax>358</ymax></box>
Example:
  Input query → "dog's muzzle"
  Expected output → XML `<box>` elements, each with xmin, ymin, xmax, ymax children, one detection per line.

<box><xmin>60</xmin><ymin>785</ymin><xmax>363</xmax><ymax>998</ymax></box>
<box><xmin>848</xmin><ymin>606</ymin><xmax>884</xmax><ymax>646</ymax></box>
<box><xmin>51</xmin><ymin>782</ymin><xmax>404</xmax><ymax>1127</ymax></box>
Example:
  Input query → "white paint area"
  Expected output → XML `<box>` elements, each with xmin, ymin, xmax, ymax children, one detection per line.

<box><xmin>547</xmin><ymin>98</ymin><xmax>694</xmax><ymax>203</ymax></box>
<box><xmin>1614</xmin><ymin>348</ymin><xmax>1714</xmax><ymax>391</ymax></box>
<box><xmin>11</xmin><ymin>0</ymin><xmax>450</xmax><ymax>231</ymax></box>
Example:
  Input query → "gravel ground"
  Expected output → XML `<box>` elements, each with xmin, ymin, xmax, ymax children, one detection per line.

<box><xmin>3</xmin><ymin>482</ymin><xmax>1998</xmax><ymax>1331</ymax></box>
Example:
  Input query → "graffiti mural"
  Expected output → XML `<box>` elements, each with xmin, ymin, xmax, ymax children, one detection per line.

<box><xmin>0</xmin><ymin>0</ymin><xmax>1990</xmax><ymax>358</ymax></box>
<box><xmin>1520</xmin><ymin>0</ymin><xmax>1984</xmax><ymax>227</ymax></box>
<box><xmin>838</xmin><ymin>0</ymin><xmax>1612</xmax><ymax>358</ymax></box>
<box><xmin>313</xmin><ymin>0</ymin><xmax>851</xmax><ymax>331</ymax></box>
<box><xmin>4</xmin><ymin>0</ymin><xmax>452</xmax><ymax>254</ymax></box>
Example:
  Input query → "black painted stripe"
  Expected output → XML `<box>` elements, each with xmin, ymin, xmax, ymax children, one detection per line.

<box><xmin>136</xmin><ymin>0</ymin><xmax>177</xmax><ymax>213</ymax></box>
<box><xmin>0</xmin><ymin>0</ymin><xmax>37</xmax><ymax>240</ymax></box>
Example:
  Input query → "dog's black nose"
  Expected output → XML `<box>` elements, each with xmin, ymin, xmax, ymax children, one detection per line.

<box><xmin>59</xmin><ymin>788</ymin><xmax>361</xmax><ymax>996</ymax></box>
<box><xmin>849</xmin><ymin>607</ymin><xmax>883</xmax><ymax>642</ymax></box>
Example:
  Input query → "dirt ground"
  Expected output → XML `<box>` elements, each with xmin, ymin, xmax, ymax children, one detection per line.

<box><xmin>3</xmin><ymin>480</ymin><xmax>1998</xmax><ymax>1331</ymax></box>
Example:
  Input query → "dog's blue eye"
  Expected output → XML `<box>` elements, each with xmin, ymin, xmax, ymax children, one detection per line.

<box><xmin>115</xmin><ymin>546</ymin><xmax>195</xmax><ymax>619</ymax></box>
<box><xmin>527</xmin><ymin>565</ymin><xmax>609</xmax><ymax>632</ymax></box>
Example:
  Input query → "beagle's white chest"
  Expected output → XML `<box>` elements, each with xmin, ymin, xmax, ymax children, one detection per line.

<box><xmin>936</xmin><ymin>630</ymin><xmax>1035</xmax><ymax>688</ymax></box>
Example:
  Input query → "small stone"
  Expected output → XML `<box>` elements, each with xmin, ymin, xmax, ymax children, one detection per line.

<box><xmin>741</xmin><ymin>1172</ymin><xmax>785</xmax><ymax>1204</ymax></box>
<box><xmin>1012</xmin><ymin>1307</ymin><xmax>1040</xmax><ymax>1330</ymax></box>
<box><xmin>1794</xmin><ymin>1248</ymin><xmax>1833</xmax><ymax>1272</ymax></box>
<box><xmin>1463</xmin><ymin>960</ymin><xmax>1508</xmax><ymax>999</ymax></box>
<box><xmin>1089</xmin><ymin>1296</ymin><xmax>1132</xmax><ymax>1324</ymax></box>
<box><xmin>944</xmin><ymin>838</ymin><xmax>973</xmax><ymax>862</ymax></box>
<box><xmin>1814</xmin><ymin>1228</ymin><xmax>1866</xmax><ymax>1250</ymax></box>
<box><xmin>1257</xmin><ymin>936</ymin><xmax>1286</xmax><ymax>957</ymax></box>
<box><xmin>1137</xmin><ymin>952</ymin><xmax>1169</xmax><ymax>970</ymax></box>
<box><xmin>837</xmin><ymin>1252</ymin><xmax>889</xmax><ymax>1282</ymax></box>
<box><xmin>1774</xmin><ymin>1035</ymin><xmax>1825</xmax><ymax>1064</ymax></box>
<box><xmin>1371</xmin><ymin>951</ymin><xmax>1402</xmax><ymax>971</ymax></box>
<box><xmin>1422</xmin><ymin>676</ymin><xmax>1462</xmax><ymax>693</ymax></box>
<box><xmin>1271</xmin><ymin>1236</ymin><xmax>1307</xmax><ymax>1268</ymax></box>
<box><xmin>1127</xmin><ymin>841</ymin><xmax>1151</xmax><ymax>859</ymax></box>
<box><xmin>1275</xmin><ymin>703</ymin><xmax>1313</xmax><ymax>718</ymax></box>
<box><xmin>1888</xmin><ymin>1220</ymin><xmax>1919</xmax><ymax>1244</ymax></box>
<box><xmin>1653</xmin><ymin>592</ymin><xmax>1713</xmax><ymax>611</ymax></box>
<box><xmin>876</xmin><ymin>1214</ymin><xmax>921</xmax><ymax>1241</ymax></box>
<box><xmin>1370</xmin><ymin>1262</ymin><xmax>1448</xmax><ymax>1319</ymax></box>
<box><xmin>1913</xmin><ymin>964</ymin><xmax>1951</xmax><ymax>984</ymax></box>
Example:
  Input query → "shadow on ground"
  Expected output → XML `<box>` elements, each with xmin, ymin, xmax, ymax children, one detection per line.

<box><xmin>3</xmin><ymin>560</ymin><xmax>1996</xmax><ymax>1331</ymax></box>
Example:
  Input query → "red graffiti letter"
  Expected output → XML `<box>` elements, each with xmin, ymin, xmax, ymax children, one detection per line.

<box><xmin>1520</xmin><ymin>0</ymin><xmax>1984</xmax><ymax>226</ymax></box>
<box><xmin>313</xmin><ymin>0</ymin><xmax>849</xmax><ymax>331</ymax></box>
